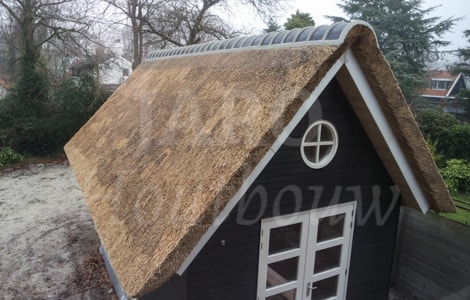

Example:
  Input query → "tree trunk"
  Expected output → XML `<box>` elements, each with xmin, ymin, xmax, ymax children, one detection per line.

<box><xmin>129</xmin><ymin>0</ymin><xmax>144</xmax><ymax>70</ymax></box>
<box><xmin>17</xmin><ymin>0</ymin><xmax>46</xmax><ymax>118</ymax></box>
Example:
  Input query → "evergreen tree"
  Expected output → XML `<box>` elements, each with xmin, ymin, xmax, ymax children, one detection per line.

<box><xmin>454</xmin><ymin>30</ymin><xmax>470</xmax><ymax>117</ymax></box>
<box><xmin>284</xmin><ymin>10</ymin><xmax>315</xmax><ymax>30</ymax></box>
<box><xmin>264</xmin><ymin>18</ymin><xmax>281</xmax><ymax>33</ymax></box>
<box><xmin>330</xmin><ymin>0</ymin><xmax>459</xmax><ymax>104</ymax></box>
<box><xmin>0</xmin><ymin>0</ymin><xmax>51</xmax><ymax>153</ymax></box>
<box><xmin>453</xmin><ymin>30</ymin><xmax>470</xmax><ymax>75</ymax></box>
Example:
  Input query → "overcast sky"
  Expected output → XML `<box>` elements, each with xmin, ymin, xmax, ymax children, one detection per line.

<box><xmin>237</xmin><ymin>0</ymin><xmax>469</xmax><ymax>52</ymax></box>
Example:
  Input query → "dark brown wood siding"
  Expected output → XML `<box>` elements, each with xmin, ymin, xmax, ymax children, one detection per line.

<box><xmin>150</xmin><ymin>78</ymin><xmax>400</xmax><ymax>299</ymax></box>
<box><xmin>392</xmin><ymin>208</ymin><xmax>470</xmax><ymax>300</ymax></box>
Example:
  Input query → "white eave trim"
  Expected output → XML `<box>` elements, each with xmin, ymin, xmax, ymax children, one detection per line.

<box><xmin>176</xmin><ymin>53</ymin><xmax>347</xmax><ymax>275</ymax></box>
<box><xmin>431</xmin><ymin>78</ymin><xmax>453</xmax><ymax>81</ymax></box>
<box><xmin>344</xmin><ymin>49</ymin><xmax>430</xmax><ymax>213</ymax></box>
<box><xmin>421</xmin><ymin>94</ymin><xmax>449</xmax><ymax>98</ymax></box>
<box><xmin>446</xmin><ymin>73</ymin><xmax>464</xmax><ymax>98</ymax></box>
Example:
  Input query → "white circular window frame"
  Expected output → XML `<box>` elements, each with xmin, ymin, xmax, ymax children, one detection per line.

<box><xmin>301</xmin><ymin>120</ymin><xmax>339</xmax><ymax>169</ymax></box>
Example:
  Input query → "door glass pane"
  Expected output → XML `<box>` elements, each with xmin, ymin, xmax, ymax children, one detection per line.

<box><xmin>266</xmin><ymin>257</ymin><xmax>299</xmax><ymax>288</ymax></box>
<box><xmin>269</xmin><ymin>223</ymin><xmax>301</xmax><ymax>255</ymax></box>
<box><xmin>266</xmin><ymin>289</ymin><xmax>296</xmax><ymax>300</ymax></box>
<box><xmin>314</xmin><ymin>245</ymin><xmax>342</xmax><ymax>274</ymax></box>
<box><xmin>317</xmin><ymin>214</ymin><xmax>345</xmax><ymax>243</ymax></box>
<box><xmin>311</xmin><ymin>275</ymin><xmax>338</xmax><ymax>300</ymax></box>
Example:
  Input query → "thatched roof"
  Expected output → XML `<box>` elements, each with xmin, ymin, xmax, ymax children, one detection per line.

<box><xmin>64</xmin><ymin>21</ymin><xmax>455</xmax><ymax>297</ymax></box>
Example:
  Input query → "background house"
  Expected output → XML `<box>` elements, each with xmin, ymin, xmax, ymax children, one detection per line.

<box><xmin>99</xmin><ymin>55</ymin><xmax>132</xmax><ymax>93</ymax></box>
<box><xmin>0</xmin><ymin>78</ymin><xmax>9</xmax><ymax>99</ymax></box>
<box><xmin>69</xmin><ymin>39</ymin><xmax>132</xmax><ymax>93</ymax></box>
<box><xmin>65</xmin><ymin>22</ymin><xmax>455</xmax><ymax>300</ymax></box>
<box><xmin>421</xmin><ymin>70</ymin><xmax>468</xmax><ymax>113</ymax></box>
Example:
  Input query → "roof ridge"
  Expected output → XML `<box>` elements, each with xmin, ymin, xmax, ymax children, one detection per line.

<box><xmin>145</xmin><ymin>21</ymin><xmax>374</xmax><ymax>61</ymax></box>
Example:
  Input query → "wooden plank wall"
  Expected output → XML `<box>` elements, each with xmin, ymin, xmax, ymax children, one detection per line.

<box><xmin>186</xmin><ymin>79</ymin><xmax>400</xmax><ymax>300</ymax></box>
<box><xmin>392</xmin><ymin>208</ymin><xmax>470</xmax><ymax>299</ymax></box>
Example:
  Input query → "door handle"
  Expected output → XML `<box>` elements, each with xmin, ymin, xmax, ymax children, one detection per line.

<box><xmin>306</xmin><ymin>282</ymin><xmax>317</xmax><ymax>297</ymax></box>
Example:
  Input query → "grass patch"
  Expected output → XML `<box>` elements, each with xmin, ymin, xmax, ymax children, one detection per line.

<box><xmin>439</xmin><ymin>194</ymin><xmax>470</xmax><ymax>226</ymax></box>
<box><xmin>453</xmin><ymin>194</ymin><xmax>470</xmax><ymax>204</ymax></box>
<box><xmin>440</xmin><ymin>208</ymin><xmax>470</xmax><ymax>226</ymax></box>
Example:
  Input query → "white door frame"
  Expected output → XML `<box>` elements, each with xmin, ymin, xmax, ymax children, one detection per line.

<box><xmin>257</xmin><ymin>202</ymin><xmax>356</xmax><ymax>300</ymax></box>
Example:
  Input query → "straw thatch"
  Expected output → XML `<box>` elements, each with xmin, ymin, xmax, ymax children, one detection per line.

<box><xmin>64</xmin><ymin>23</ymin><xmax>454</xmax><ymax>297</ymax></box>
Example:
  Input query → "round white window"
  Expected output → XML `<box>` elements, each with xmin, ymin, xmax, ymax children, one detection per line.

<box><xmin>301</xmin><ymin>120</ymin><xmax>338</xmax><ymax>169</ymax></box>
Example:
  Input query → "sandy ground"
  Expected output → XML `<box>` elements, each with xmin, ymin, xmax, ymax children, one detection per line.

<box><xmin>0</xmin><ymin>162</ymin><xmax>116</xmax><ymax>300</ymax></box>
<box><xmin>0</xmin><ymin>161</ymin><xmax>412</xmax><ymax>300</ymax></box>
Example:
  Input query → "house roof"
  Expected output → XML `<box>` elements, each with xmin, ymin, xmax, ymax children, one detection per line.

<box><xmin>421</xmin><ymin>70</ymin><xmax>465</xmax><ymax>98</ymax></box>
<box><xmin>0</xmin><ymin>79</ymin><xmax>10</xmax><ymax>90</ymax></box>
<box><xmin>64</xmin><ymin>21</ymin><xmax>455</xmax><ymax>297</ymax></box>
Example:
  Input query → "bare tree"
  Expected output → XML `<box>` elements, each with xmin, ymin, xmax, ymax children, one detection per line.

<box><xmin>103</xmin><ymin>0</ymin><xmax>285</xmax><ymax>69</ymax></box>
<box><xmin>103</xmin><ymin>0</ymin><xmax>160</xmax><ymax>70</ymax></box>
<box><xmin>0</xmin><ymin>0</ymin><xmax>102</xmax><ymax>121</ymax></box>
<box><xmin>145</xmin><ymin>0</ymin><xmax>233</xmax><ymax>46</ymax></box>
<box><xmin>0</xmin><ymin>0</ymin><xmax>100</xmax><ymax>64</ymax></box>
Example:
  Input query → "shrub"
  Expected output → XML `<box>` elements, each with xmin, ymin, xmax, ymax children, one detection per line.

<box><xmin>440</xmin><ymin>159</ymin><xmax>470</xmax><ymax>194</ymax></box>
<box><xmin>0</xmin><ymin>147</ymin><xmax>23</xmax><ymax>167</ymax></box>
<box><xmin>416</xmin><ymin>109</ymin><xmax>470</xmax><ymax>161</ymax></box>
<box><xmin>447</xmin><ymin>123</ymin><xmax>470</xmax><ymax>161</ymax></box>
<box><xmin>47</xmin><ymin>74</ymin><xmax>110</xmax><ymax>151</ymax></box>
<box><xmin>415</xmin><ymin>108</ymin><xmax>460</xmax><ymax>138</ymax></box>
<box><xmin>0</xmin><ymin>72</ymin><xmax>110</xmax><ymax>155</ymax></box>
<box><xmin>425</xmin><ymin>138</ymin><xmax>445</xmax><ymax>167</ymax></box>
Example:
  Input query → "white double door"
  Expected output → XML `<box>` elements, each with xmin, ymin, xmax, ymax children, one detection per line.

<box><xmin>257</xmin><ymin>202</ymin><xmax>356</xmax><ymax>300</ymax></box>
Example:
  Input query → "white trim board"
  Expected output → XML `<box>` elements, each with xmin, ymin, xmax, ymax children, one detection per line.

<box><xmin>343</xmin><ymin>49</ymin><xmax>430</xmax><ymax>213</ymax></box>
<box><xmin>176</xmin><ymin>49</ymin><xmax>431</xmax><ymax>275</ymax></box>
<box><xmin>421</xmin><ymin>95</ymin><xmax>455</xmax><ymax>99</ymax></box>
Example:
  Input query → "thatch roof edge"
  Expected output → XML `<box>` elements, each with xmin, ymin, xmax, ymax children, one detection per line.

<box><xmin>348</xmin><ymin>34</ymin><xmax>455</xmax><ymax>213</ymax></box>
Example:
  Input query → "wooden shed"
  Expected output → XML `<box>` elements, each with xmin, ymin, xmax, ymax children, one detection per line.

<box><xmin>64</xmin><ymin>21</ymin><xmax>455</xmax><ymax>300</ymax></box>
